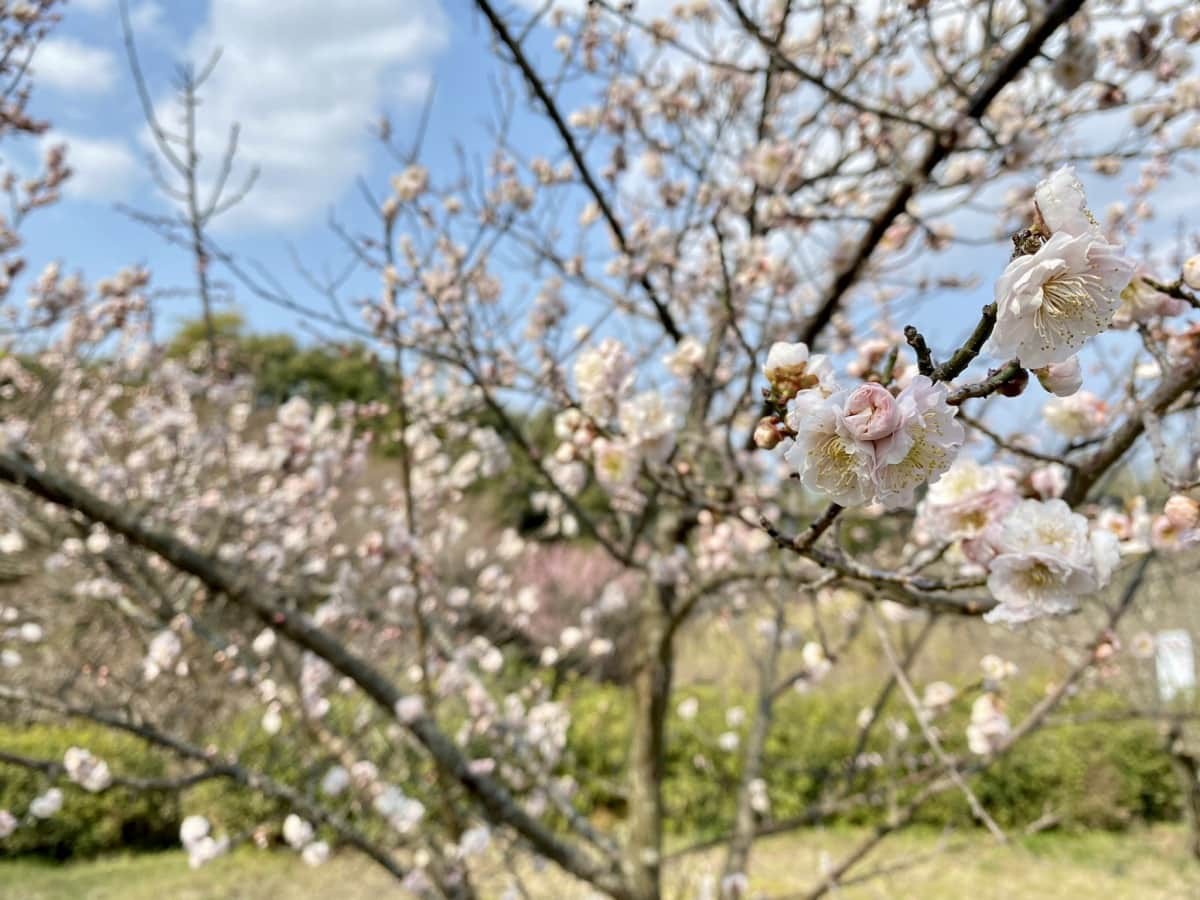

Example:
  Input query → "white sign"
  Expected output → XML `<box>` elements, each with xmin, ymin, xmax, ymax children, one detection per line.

<box><xmin>1156</xmin><ymin>629</ymin><xmax>1196</xmax><ymax>702</ymax></box>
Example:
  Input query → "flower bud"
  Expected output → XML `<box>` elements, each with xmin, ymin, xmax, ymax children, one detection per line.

<box><xmin>753</xmin><ymin>416</ymin><xmax>784</xmax><ymax>450</ymax></box>
<box><xmin>1183</xmin><ymin>255</ymin><xmax>1200</xmax><ymax>291</ymax></box>
<box><xmin>995</xmin><ymin>366</ymin><xmax>1029</xmax><ymax>397</ymax></box>
<box><xmin>1034</xmin><ymin>356</ymin><xmax>1083</xmax><ymax>397</ymax></box>
<box><xmin>1030</xmin><ymin>464</ymin><xmax>1067</xmax><ymax>499</ymax></box>
<box><xmin>762</xmin><ymin>341</ymin><xmax>832</xmax><ymax>402</ymax></box>
<box><xmin>1164</xmin><ymin>494</ymin><xmax>1200</xmax><ymax>530</ymax></box>
<box><xmin>763</xmin><ymin>341</ymin><xmax>812</xmax><ymax>399</ymax></box>
<box><xmin>843</xmin><ymin>383</ymin><xmax>903</xmax><ymax>441</ymax></box>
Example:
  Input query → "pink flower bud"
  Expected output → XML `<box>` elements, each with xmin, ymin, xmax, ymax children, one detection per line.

<box><xmin>753</xmin><ymin>417</ymin><xmax>783</xmax><ymax>450</ymax></box>
<box><xmin>1164</xmin><ymin>494</ymin><xmax>1200</xmax><ymax>530</ymax></box>
<box><xmin>842</xmin><ymin>383</ymin><xmax>902</xmax><ymax>441</ymax></box>
<box><xmin>1035</xmin><ymin>356</ymin><xmax>1083</xmax><ymax>397</ymax></box>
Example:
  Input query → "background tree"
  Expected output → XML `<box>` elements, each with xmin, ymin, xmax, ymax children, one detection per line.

<box><xmin>1</xmin><ymin>1</ymin><xmax>1200</xmax><ymax>899</ymax></box>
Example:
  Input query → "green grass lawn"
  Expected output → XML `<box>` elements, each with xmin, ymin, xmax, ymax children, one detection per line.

<box><xmin>2</xmin><ymin>826</ymin><xmax>1199</xmax><ymax>899</ymax></box>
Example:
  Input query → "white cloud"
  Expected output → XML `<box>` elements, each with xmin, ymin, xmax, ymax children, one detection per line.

<box><xmin>42</xmin><ymin>133</ymin><xmax>138</xmax><ymax>202</ymax></box>
<box><xmin>71</xmin><ymin>0</ymin><xmax>161</xmax><ymax>31</ymax></box>
<box><xmin>128</xmin><ymin>1</ymin><xmax>164</xmax><ymax>33</ymax></box>
<box><xmin>31</xmin><ymin>38</ymin><xmax>117</xmax><ymax>94</ymax></box>
<box><xmin>164</xmin><ymin>0</ymin><xmax>448</xmax><ymax>231</ymax></box>
<box><xmin>511</xmin><ymin>0</ymin><xmax>675</xmax><ymax>14</ymax></box>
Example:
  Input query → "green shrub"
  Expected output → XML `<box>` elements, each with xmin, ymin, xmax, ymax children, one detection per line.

<box><xmin>565</xmin><ymin>682</ymin><xmax>886</xmax><ymax>839</ymax></box>
<box><xmin>0</xmin><ymin>724</ymin><xmax>178</xmax><ymax>859</ymax></box>
<box><xmin>0</xmin><ymin>682</ymin><xmax>1184</xmax><ymax>861</ymax></box>
<box><xmin>565</xmin><ymin>680</ymin><xmax>1181</xmax><ymax>838</ymax></box>
<box><xmin>179</xmin><ymin>713</ymin><xmax>298</xmax><ymax>840</ymax></box>
<box><xmin>181</xmin><ymin>700</ymin><xmax>439</xmax><ymax>847</ymax></box>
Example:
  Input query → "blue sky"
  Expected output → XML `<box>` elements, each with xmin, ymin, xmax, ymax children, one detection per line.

<box><xmin>19</xmin><ymin>0</ymin><xmax>1198</xmax><ymax>402</ymax></box>
<box><xmin>22</xmin><ymin>0</ymin><xmax>527</xmax><ymax>335</ymax></box>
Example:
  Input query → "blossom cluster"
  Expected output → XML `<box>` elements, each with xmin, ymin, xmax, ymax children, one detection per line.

<box><xmin>763</xmin><ymin>342</ymin><xmax>964</xmax><ymax>509</ymax></box>
<box><xmin>920</xmin><ymin>455</ymin><xmax>1200</xmax><ymax>623</ymax></box>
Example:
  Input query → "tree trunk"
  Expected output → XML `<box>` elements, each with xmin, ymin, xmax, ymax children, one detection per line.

<box><xmin>1167</xmin><ymin>726</ymin><xmax>1200</xmax><ymax>861</ymax></box>
<box><xmin>722</xmin><ymin>604</ymin><xmax>785</xmax><ymax>886</ymax></box>
<box><xmin>624</xmin><ymin>584</ymin><xmax>674</xmax><ymax>900</ymax></box>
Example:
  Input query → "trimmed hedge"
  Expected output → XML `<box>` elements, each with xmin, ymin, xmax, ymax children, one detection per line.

<box><xmin>565</xmin><ymin>682</ymin><xmax>1180</xmax><ymax>838</ymax></box>
<box><xmin>0</xmin><ymin>724</ymin><xmax>178</xmax><ymax>859</ymax></box>
<box><xmin>0</xmin><ymin>683</ymin><xmax>1182</xmax><ymax>858</ymax></box>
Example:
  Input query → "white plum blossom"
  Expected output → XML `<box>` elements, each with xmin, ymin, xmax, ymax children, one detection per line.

<box><xmin>918</xmin><ymin>458</ymin><xmax>1018</xmax><ymax>546</ymax></box>
<box><xmin>592</xmin><ymin>437</ymin><xmax>640</xmax><ymax>490</ymax></box>
<box><xmin>1095</xmin><ymin>501</ymin><xmax>1153</xmax><ymax>557</ymax></box>
<box><xmin>983</xmin><ymin>499</ymin><xmax>1121</xmax><ymax>624</ymax></box>
<box><xmin>1034</xmin><ymin>166</ymin><xmax>1098</xmax><ymax>238</ymax></box>
<box><xmin>870</xmin><ymin>377</ymin><xmax>965</xmax><ymax>508</ymax></box>
<box><xmin>786</xmin><ymin>376</ymin><xmax>963</xmax><ymax>509</ymax></box>
<box><xmin>276</xmin><ymin>395</ymin><xmax>312</xmax><ymax>430</ymax></box>
<box><xmin>618</xmin><ymin>390</ymin><xmax>678</xmax><ymax>462</ymax></box>
<box><xmin>29</xmin><ymin>787</ymin><xmax>63</xmax><ymax>819</ymax></box>
<box><xmin>989</xmin><ymin>231</ymin><xmax>1135</xmax><ymax>368</ymax></box>
<box><xmin>801</xmin><ymin>641</ymin><xmax>832</xmax><ymax>679</ymax></box>
<box><xmin>252</xmin><ymin>628</ymin><xmax>276</xmax><ymax>657</ymax></box>
<box><xmin>374</xmin><ymin>785</ymin><xmax>425</xmax><ymax>833</ymax></box>
<box><xmin>394</xmin><ymin>694</ymin><xmax>425</xmax><ymax>724</ymax></box>
<box><xmin>391</xmin><ymin>164</ymin><xmax>428</xmax><ymax>202</ymax></box>
<box><xmin>991</xmin><ymin>167</ymin><xmax>1134</xmax><ymax>367</ymax></box>
<box><xmin>261</xmin><ymin>704</ymin><xmax>283</xmax><ymax>736</ymax></box>
<box><xmin>180</xmin><ymin>816</ymin><xmax>227</xmax><ymax>869</ymax></box>
<box><xmin>1034</xmin><ymin>356</ymin><xmax>1083</xmax><ymax>397</ymax></box>
<box><xmin>478</xmin><ymin>645</ymin><xmax>504</xmax><ymax>674</ymax></box>
<box><xmin>784</xmin><ymin>389</ymin><xmax>876</xmax><ymax>507</ymax></box>
<box><xmin>1043</xmin><ymin>390</ymin><xmax>1107</xmax><ymax>438</ymax></box>
<box><xmin>921</xmin><ymin>681</ymin><xmax>956</xmax><ymax>714</ymax></box>
<box><xmin>143</xmin><ymin>629</ymin><xmax>181</xmax><ymax>682</ymax></box>
<box><xmin>63</xmin><ymin>747</ymin><xmax>112</xmax><ymax>792</ymax></box>
<box><xmin>321</xmin><ymin>765</ymin><xmax>350</xmax><ymax>797</ymax></box>
<box><xmin>980</xmin><ymin>654</ymin><xmax>1018</xmax><ymax>682</ymax></box>
<box><xmin>283</xmin><ymin>813</ymin><xmax>315</xmax><ymax>849</ymax></box>
<box><xmin>187</xmin><ymin>835</ymin><xmax>228</xmax><ymax>869</ymax></box>
<box><xmin>663</xmin><ymin>337</ymin><xmax>705</xmax><ymax>377</ymax></box>
<box><xmin>574</xmin><ymin>339</ymin><xmax>634</xmax><ymax>419</ymax></box>
<box><xmin>84</xmin><ymin>530</ymin><xmax>110</xmax><ymax>554</ymax></box>
<box><xmin>301</xmin><ymin>840</ymin><xmax>330</xmax><ymax>866</ymax></box>
<box><xmin>677</xmin><ymin>697</ymin><xmax>699</xmax><ymax>720</ymax></box>
<box><xmin>180</xmin><ymin>814</ymin><xmax>210</xmax><ymax>848</ymax></box>
<box><xmin>0</xmin><ymin>809</ymin><xmax>15</xmax><ymax>838</ymax></box>
<box><xmin>457</xmin><ymin>825</ymin><xmax>491</xmax><ymax>858</ymax></box>
<box><xmin>966</xmin><ymin>693</ymin><xmax>1010</xmax><ymax>755</ymax></box>
<box><xmin>1114</xmin><ymin>277</ymin><xmax>1188</xmax><ymax>328</ymax></box>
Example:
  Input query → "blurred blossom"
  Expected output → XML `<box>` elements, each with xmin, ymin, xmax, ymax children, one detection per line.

<box><xmin>966</xmin><ymin>694</ymin><xmax>1010</xmax><ymax>755</ymax></box>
